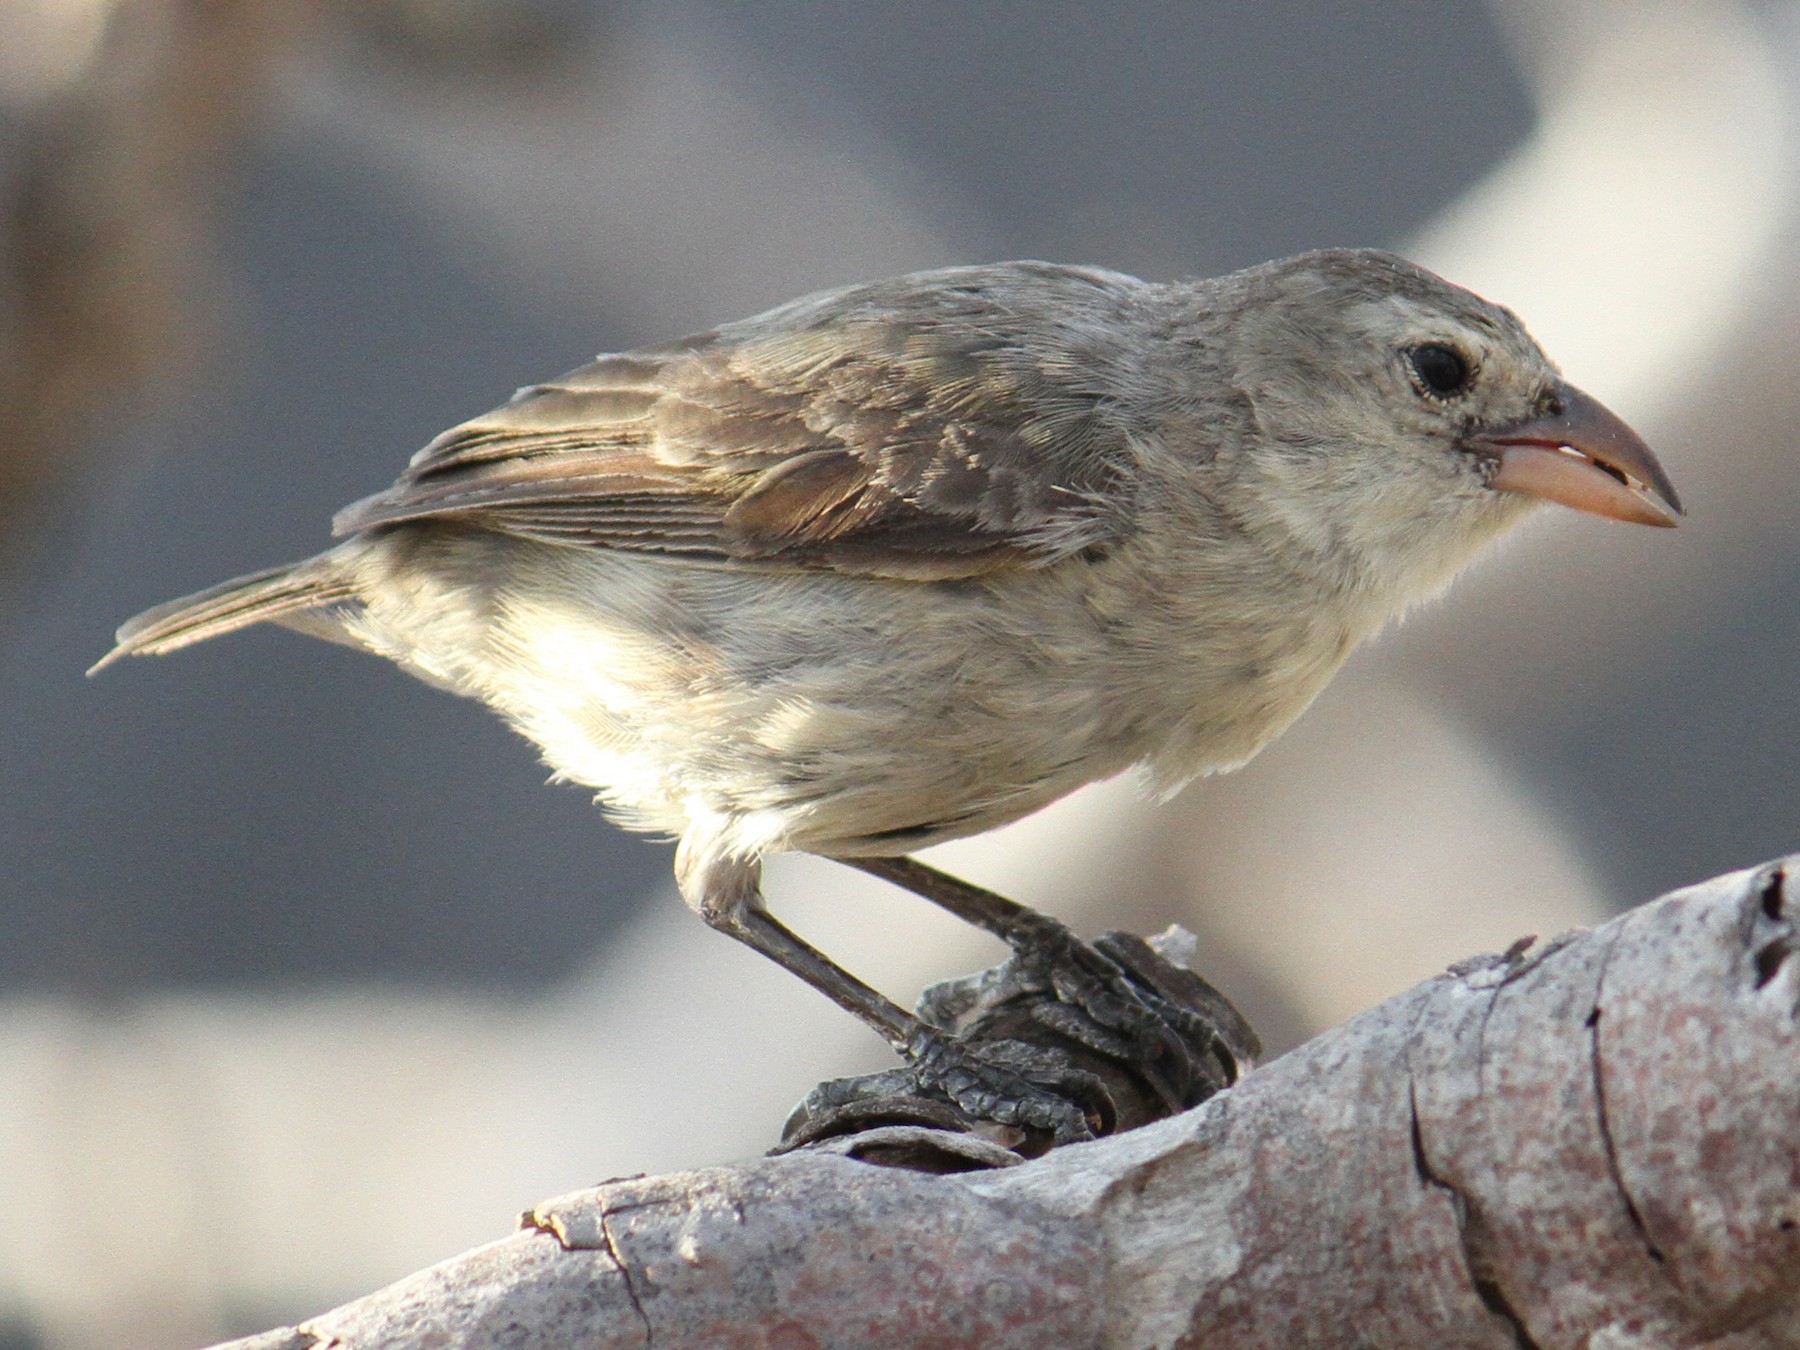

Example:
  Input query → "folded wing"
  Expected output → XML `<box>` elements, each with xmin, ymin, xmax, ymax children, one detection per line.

<box><xmin>333</xmin><ymin>263</ymin><xmax>1145</xmax><ymax>580</ymax></box>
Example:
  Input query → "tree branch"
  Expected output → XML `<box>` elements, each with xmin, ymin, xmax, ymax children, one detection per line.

<box><xmin>210</xmin><ymin>858</ymin><xmax>1800</xmax><ymax>1349</ymax></box>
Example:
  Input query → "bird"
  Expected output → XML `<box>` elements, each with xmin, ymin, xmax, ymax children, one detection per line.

<box><xmin>100</xmin><ymin>248</ymin><xmax>1681</xmax><ymax>1136</ymax></box>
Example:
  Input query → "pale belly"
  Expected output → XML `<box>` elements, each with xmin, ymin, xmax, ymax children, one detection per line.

<box><xmin>339</xmin><ymin>526</ymin><xmax>1354</xmax><ymax>862</ymax></box>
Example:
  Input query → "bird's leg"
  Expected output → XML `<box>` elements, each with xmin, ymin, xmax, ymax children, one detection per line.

<box><xmin>695</xmin><ymin>871</ymin><xmax>916</xmax><ymax>1048</ymax></box>
<box><xmin>680</xmin><ymin>849</ymin><xmax>1096</xmax><ymax>1141</ymax></box>
<box><xmin>845</xmin><ymin>855</ymin><xmax>1226</xmax><ymax>1109</ymax></box>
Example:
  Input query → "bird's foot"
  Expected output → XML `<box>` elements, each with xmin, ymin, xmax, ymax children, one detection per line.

<box><xmin>904</xmin><ymin>1024</ymin><xmax>1104</xmax><ymax>1144</ymax></box>
<box><xmin>935</xmin><ymin>915</ymin><xmax>1257</xmax><ymax>1117</ymax></box>
<box><xmin>776</xmin><ymin>925</ymin><xmax>1257</xmax><ymax>1160</ymax></box>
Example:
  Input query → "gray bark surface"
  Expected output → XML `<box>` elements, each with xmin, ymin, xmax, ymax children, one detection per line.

<box><xmin>210</xmin><ymin>859</ymin><xmax>1800</xmax><ymax>1349</ymax></box>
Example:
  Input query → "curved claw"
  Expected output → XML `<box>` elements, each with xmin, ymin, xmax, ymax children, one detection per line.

<box><xmin>906</xmin><ymin>1026</ymin><xmax>1100</xmax><ymax>1144</ymax></box>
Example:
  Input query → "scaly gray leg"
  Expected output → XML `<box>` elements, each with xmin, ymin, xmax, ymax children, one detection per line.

<box><xmin>682</xmin><ymin>850</ymin><xmax>1096</xmax><ymax>1141</ymax></box>
<box><xmin>845</xmin><ymin>854</ymin><xmax>1225</xmax><ymax>1111</ymax></box>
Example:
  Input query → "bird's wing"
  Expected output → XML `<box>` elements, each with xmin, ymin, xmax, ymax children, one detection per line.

<box><xmin>332</xmin><ymin>264</ymin><xmax>1143</xmax><ymax>579</ymax></box>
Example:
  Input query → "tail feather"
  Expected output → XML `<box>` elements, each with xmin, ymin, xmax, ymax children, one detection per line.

<box><xmin>91</xmin><ymin>560</ymin><xmax>354</xmax><ymax>674</ymax></box>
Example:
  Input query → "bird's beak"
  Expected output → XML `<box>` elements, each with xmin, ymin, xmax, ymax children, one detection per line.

<box><xmin>1474</xmin><ymin>382</ymin><xmax>1683</xmax><ymax>527</ymax></box>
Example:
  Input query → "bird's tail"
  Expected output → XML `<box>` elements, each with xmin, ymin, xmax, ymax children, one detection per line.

<box><xmin>90</xmin><ymin>557</ymin><xmax>356</xmax><ymax>674</ymax></box>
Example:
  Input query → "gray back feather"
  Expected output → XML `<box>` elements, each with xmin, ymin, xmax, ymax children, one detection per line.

<box><xmin>332</xmin><ymin>262</ymin><xmax>1158</xmax><ymax>579</ymax></box>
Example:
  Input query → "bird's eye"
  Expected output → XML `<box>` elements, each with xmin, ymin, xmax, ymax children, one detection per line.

<box><xmin>1406</xmin><ymin>343</ymin><xmax>1472</xmax><ymax>399</ymax></box>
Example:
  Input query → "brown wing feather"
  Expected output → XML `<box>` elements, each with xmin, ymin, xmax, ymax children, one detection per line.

<box><xmin>332</xmin><ymin>263</ymin><xmax>1145</xmax><ymax>579</ymax></box>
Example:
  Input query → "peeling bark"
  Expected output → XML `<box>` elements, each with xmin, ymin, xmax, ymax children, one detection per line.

<box><xmin>207</xmin><ymin>860</ymin><xmax>1800</xmax><ymax>1349</ymax></box>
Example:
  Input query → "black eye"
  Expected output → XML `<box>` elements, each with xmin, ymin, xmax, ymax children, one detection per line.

<box><xmin>1407</xmin><ymin>342</ymin><xmax>1472</xmax><ymax>398</ymax></box>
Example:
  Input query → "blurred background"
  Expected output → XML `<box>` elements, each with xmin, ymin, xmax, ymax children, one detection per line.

<box><xmin>0</xmin><ymin>0</ymin><xmax>1795</xmax><ymax>1344</ymax></box>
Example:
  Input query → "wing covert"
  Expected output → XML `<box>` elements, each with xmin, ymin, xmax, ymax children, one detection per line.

<box><xmin>333</xmin><ymin>263</ymin><xmax>1146</xmax><ymax>579</ymax></box>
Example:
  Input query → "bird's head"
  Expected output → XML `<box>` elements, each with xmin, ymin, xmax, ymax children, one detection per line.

<box><xmin>1214</xmin><ymin>248</ymin><xmax>1680</xmax><ymax>601</ymax></box>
